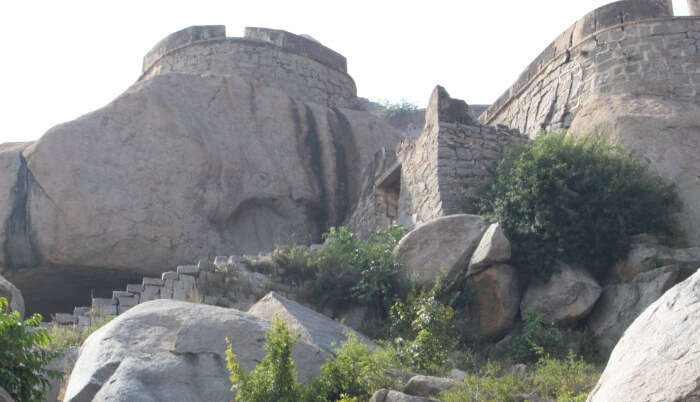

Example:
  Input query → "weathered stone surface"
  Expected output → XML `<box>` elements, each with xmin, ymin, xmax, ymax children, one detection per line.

<box><xmin>468</xmin><ymin>264</ymin><xmax>520</xmax><ymax>338</ymax></box>
<box><xmin>570</xmin><ymin>95</ymin><xmax>700</xmax><ymax>247</ymax></box>
<box><xmin>370</xmin><ymin>389</ymin><xmax>438</xmax><ymax>402</ymax></box>
<box><xmin>0</xmin><ymin>385</ymin><xmax>14</xmax><ymax>402</ymax></box>
<box><xmin>588</xmin><ymin>269</ymin><xmax>700</xmax><ymax>401</ymax></box>
<box><xmin>63</xmin><ymin>300</ymin><xmax>330</xmax><ymax>402</ymax></box>
<box><xmin>0</xmin><ymin>273</ymin><xmax>24</xmax><ymax>319</ymax></box>
<box><xmin>45</xmin><ymin>346</ymin><xmax>79</xmax><ymax>402</ymax></box>
<box><xmin>247</xmin><ymin>291</ymin><xmax>373</xmax><ymax>353</ymax></box>
<box><xmin>521</xmin><ymin>263</ymin><xmax>602</xmax><ymax>324</ymax></box>
<box><xmin>611</xmin><ymin>241</ymin><xmax>700</xmax><ymax>283</ymax></box>
<box><xmin>55</xmin><ymin>313</ymin><xmax>78</xmax><ymax>325</ymax></box>
<box><xmin>468</xmin><ymin>223</ymin><xmax>511</xmax><ymax>276</ymax></box>
<box><xmin>0</xmin><ymin>26</ymin><xmax>401</xmax><ymax>317</ymax></box>
<box><xmin>396</xmin><ymin>214</ymin><xmax>486</xmax><ymax>287</ymax></box>
<box><xmin>587</xmin><ymin>264</ymin><xmax>681</xmax><ymax>353</ymax></box>
<box><xmin>403</xmin><ymin>375</ymin><xmax>456</xmax><ymax>397</ymax></box>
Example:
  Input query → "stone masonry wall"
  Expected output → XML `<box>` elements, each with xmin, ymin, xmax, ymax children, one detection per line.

<box><xmin>478</xmin><ymin>1</ymin><xmax>699</xmax><ymax>135</ymax></box>
<box><xmin>397</xmin><ymin>87</ymin><xmax>527</xmax><ymax>229</ymax></box>
<box><xmin>140</xmin><ymin>26</ymin><xmax>358</xmax><ymax>108</ymax></box>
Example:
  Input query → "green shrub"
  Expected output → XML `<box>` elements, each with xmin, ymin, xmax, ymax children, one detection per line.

<box><xmin>0</xmin><ymin>297</ymin><xmax>63</xmax><ymax>401</ymax></box>
<box><xmin>226</xmin><ymin>316</ymin><xmax>303</xmax><ymax>401</ymax></box>
<box><xmin>476</xmin><ymin>131</ymin><xmax>678</xmax><ymax>283</ymax></box>
<box><xmin>508</xmin><ymin>309</ymin><xmax>565</xmax><ymax>364</ymax></box>
<box><xmin>298</xmin><ymin>224</ymin><xmax>408</xmax><ymax>318</ymax></box>
<box><xmin>374</xmin><ymin>99</ymin><xmax>418</xmax><ymax>119</ymax></box>
<box><xmin>530</xmin><ymin>351</ymin><xmax>600</xmax><ymax>401</ymax></box>
<box><xmin>310</xmin><ymin>333</ymin><xmax>397</xmax><ymax>401</ymax></box>
<box><xmin>389</xmin><ymin>285</ymin><xmax>457</xmax><ymax>374</ymax></box>
<box><xmin>440</xmin><ymin>361</ymin><xmax>526</xmax><ymax>402</ymax></box>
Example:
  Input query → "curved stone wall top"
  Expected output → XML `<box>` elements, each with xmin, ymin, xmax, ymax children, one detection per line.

<box><xmin>479</xmin><ymin>0</ymin><xmax>674</xmax><ymax>125</ymax></box>
<box><xmin>142</xmin><ymin>25</ymin><xmax>227</xmax><ymax>73</ymax></box>
<box><xmin>140</xmin><ymin>26</ymin><xmax>356</xmax><ymax>108</ymax></box>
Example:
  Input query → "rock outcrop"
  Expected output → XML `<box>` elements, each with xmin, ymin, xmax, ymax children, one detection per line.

<box><xmin>467</xmin><ymin>263</ymin><xmax>520</xmax><ymax>338</ymax></box>
<box><xmin>0</xmin><ymin>273</ymin><xmax>24</xmax><ymax>319</ymax></box>
<box><xmin>63</xmin><ymin>300</ymin><xmax>331</xmax><ymax>402</ymax></box>
<box><xmin>0</xmin><ymin>26</ymin><xmax>401</xmax><ymax>315</ymax></box>
<box><xmin>370</xmin><ymin>389</ymin><xmax>438</xmax><ymax>402</ymax></box>
<box><xmin>0</xmin><ymin>386</ymin><xmax>14</xmax><ymax>402</ymax></box>
<box><xmin>588</xmin><ymin>269</ymin><xmax>700</xmax><ymax>401</ymax></box>
<box><xmin>402</xmin><ymin>375</ymin><xmax>456</xmax><ymax>398</ymax></box>
<box><xmin>588</xmin><ymin>264</ymin><xmax>681</xmax><ymax>352</ymax></box>
<box><xmin>468</xmin><ymin>222</ymin><xmax>511</xmax><ymax>277</ymax></box>
<box><xmin>247</xmin><ymin>291</ymin><xmax>373</xmax><ymax>353</ymax></box>
<box><xmin>395</xmin><ymin>214</ymin><xmax>486</xmax><ymax>287</ymax></box>
<box><xmin>521</xmin><ymin>263</ymin><xmax>601</xmax><ymax>324</ymax></box>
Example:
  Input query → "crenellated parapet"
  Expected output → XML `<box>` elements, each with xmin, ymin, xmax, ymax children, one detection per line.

<box><xmin>140</xmin><ymin>26</ymin><xmax>357</xmax><ymax>108</ymax></box>
<box><xmin>478</xmin><ymin>0</ymin><xmax>699</xmax><ymax>135</ymax></box>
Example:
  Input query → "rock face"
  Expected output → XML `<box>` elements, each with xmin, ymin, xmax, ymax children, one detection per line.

<box><xmin>396</xmin><ymin>214</ymin><xmax>486</xmax><ymax>287</ymax></box>
<box><xmin>247</xmin><ymin>291</ymin><xmax>373</xmax><ymax>353</ymax></box>
<box><xmin>569</xmin><ymin>95</ymin><xmax>700</xmax><ymax>247</ymax></box>
<box><xmin>588</xmin><ymin>264</ymin><xmax>681</xmax><ymax>353</ymax></box>
<box><xmin>0</xmin><ymin>26</ymin><xmax>401</xmax><ymax>315</ymax></box>
<box><xmin>468</xmin><ymin>223</ymin><xmax>511</xmax><ymax>276</ymax></box>
<box><xmin>468</xmin><ymin>264</ymin><xmax>520</xmax><ymax>338</ymax></box>
<box><xmin>588</xmin><ymin>269</ymin><xmax>700</xmax><ymax>401</ymax></box>
<box><xmin>521</xmin><ymin>263</ymin><xmax>601</xmax><ymax>324</ymax></box>
<box><xmin>63</xmin><ymin>300</ymin><xmax>331</xmax><ymax>402</ymax></box>
<box><xmin>0</xmin><ymin>273</ymin><xmax>24</xmax><ymax>319</ymax></box>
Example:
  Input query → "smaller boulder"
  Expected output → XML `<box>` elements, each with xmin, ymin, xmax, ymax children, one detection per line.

<box><xmin>468</xmin><ymin>264</ymin><xmax>520</xmax><ymax>338</ymax></box>
<box><xmin>396</xmin><ymin>214</ymin><xmax>486</xmax><ymax>288</ymax></box>
<box><xmin>371</xmin><ymin>389</ymin><xmax>438</xmax><ymax>402</ymax></box>
<box><xmin>520</xmin><ymin>263</ymin><xmax>601</xmax><ymax>324</ymax></box>
<box><xmin>588</xmin><ymin>269</ymin><xmax>700</xmax><ymax>401</ymax></box>
<box><xmin>612</xmin><ymin>243</ymin><xmax>700</xmax><ymax>283</ymax></box>
<box><xmin>588</xmin><ymin>264</ymin><xmax>681</xmax><ymax>353</ymax></box>
<box><xmin>0</xmin><ymin>274</ymin><xmax>24</xmax><ymax>319</ymax></box>
<box><xmin>403</xmin><ymin>375</ymin><xmax>456</xmax><ymax>397</ymax></box>
<box><xmin>468</xmin><ymin>223</ymin><xmax>511</xmax><ymax>276</ymax></box>
<box><xmin>0</xmin><ymin>386</ymin><xmax>14</xmax><ymax>402</ymax></box>
<box><xmin>247</xmin><ymin>291</ymin><xmax>374</xmax><ymax>353</ymax></box>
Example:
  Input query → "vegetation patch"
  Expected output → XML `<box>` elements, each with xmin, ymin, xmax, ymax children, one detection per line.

<box><xmin>476</xmin><ymin>131</ymin><xmax>679</xmax><ymax>284</ymax></box>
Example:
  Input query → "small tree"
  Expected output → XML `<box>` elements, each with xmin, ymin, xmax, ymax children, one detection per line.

<box><xmin>0</xmin><ymin>297</ymin><xmax>62</xmax><ymax>402</ymax></box>
<box><xmin>226</xmin><ymin>316</ymin><xmax>302</xmax><ymax>402</ymax></box>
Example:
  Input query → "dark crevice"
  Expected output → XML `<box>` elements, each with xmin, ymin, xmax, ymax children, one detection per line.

<box><xmin>327</xmin><ymin>108</ymin><xmax>358</xmax><ymax>227</ymax></box>
<box><xmin>4</xmin><ymin>153</ymin><xmax>41</xmax><ymax>269</ymax></box>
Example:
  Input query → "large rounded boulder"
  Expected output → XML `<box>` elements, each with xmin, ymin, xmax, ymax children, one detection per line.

<box><xmin>63</xmin><ymin>300</ymin><xmax>331</xmax><ymax>402</ymax></box>
<box><xmin>588</xmin><ymin>269</ymin><xmax>700</xmax><ymax>401</ymax></box>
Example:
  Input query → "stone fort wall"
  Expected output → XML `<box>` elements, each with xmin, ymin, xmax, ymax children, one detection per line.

<box><xmin>478</xmin><ymin>0</ymin><xmax>699</xmax><ymax>135</ymax></box>
<box><xmin>140</xmin><ymin>26</ymin><xmax>358</xmax><ymax>108</ymax></box>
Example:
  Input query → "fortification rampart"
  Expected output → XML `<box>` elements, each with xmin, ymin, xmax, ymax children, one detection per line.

<box><xmin>478</xmin><ymin>0</ymin><xmax>699</xmax><ymax>135</ymax></box>
<box><xmin>140</xmin><ymin>26</ymin><xmax>357</xmax><ymax>108</ymax></box>
<box><xmin>397</xmin><ymin>87</ymin><xmax>526</xmax><ymax>228</ymax></box>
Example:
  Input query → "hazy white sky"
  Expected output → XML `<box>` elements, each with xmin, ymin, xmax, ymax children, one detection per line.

<box><xmin>0</xmin><ymin>0</ymin><xmax>690</xmax><ymax>144</ymax></box>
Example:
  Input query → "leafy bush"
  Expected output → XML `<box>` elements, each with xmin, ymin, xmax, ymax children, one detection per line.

<box><xmin>530</xmin><ymin>351</ymin><xmax>600</xmax><ymax>401</ymax></box>
<box><xmin>508</xmin><ymin>309</ymin><xmax>566</xmax><ymax>364</ymax></box>
<box><xmin>227</xmin><ymin>317</ymin><xmax>399</xmax><ymax>402</ymax></box>
<box><xmin>310</xmin><ymin>333</ymin><xmax>397</xmax><ymax>401</ymax></box>
<box><xmin>389</xmin><ymin>285</ymin><xmax>457</xmax><ymax>374</ymax></box>
<box><xmin>476</xmin><ymin>131</ymin><xmax>678</xmax><ymax>283</ymax></box>
<box><xmin>0</xmin><ymin>297</ymin><xmax>62</xmax><ymax>401</ymax></box>
<box><xmin>374</xmin><ymin>99</ymin><xmax>418</xmax><ymax>119</ymax></box>
<box><xmin>440</xmin><ymin>354</ymin><xmax>600</xmax><ymax>402</ymax></box>
<box><xmin>226</xmin><ymin>316</ymin><xmax>303</xmax><ymax>401</ymax></box>
<box><xmin>273</xmin><ymin>225</ymin><xmax>409</xmax><ymax>319</ymax></box>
